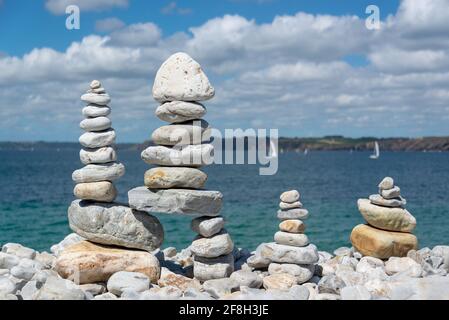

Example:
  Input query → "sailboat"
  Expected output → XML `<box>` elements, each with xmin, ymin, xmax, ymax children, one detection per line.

<box><xmin>268</xmin><ymin>139</ymin><xmax>278</xmax><ymax>159</ymax></box>
<box><xmin>370</xmin><ymin>141</ymin><xmax>380</xmax><ymax>159</ymax></box>
<box><xmin>304</xmin><ymin>148</ymin><xmax>308</xmax><ymax>156</ymax></box>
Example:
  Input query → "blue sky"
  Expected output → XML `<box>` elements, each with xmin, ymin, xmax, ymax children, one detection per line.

<box><xmin>1</xmin><ymin>0</ymin><xmax>449</xmax><ymax>142</ymax></box>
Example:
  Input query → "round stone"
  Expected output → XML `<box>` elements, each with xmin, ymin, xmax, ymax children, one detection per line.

<box><xmin>350</xmin><ymin>224</ymin><xmax>418</xmax><ymax>259</ymax></box>
<box><xmin>191</xmin><ymin>216</ymin><xmax>225</xmax><ymax>238</ymax></box>
<box><xmin>81</xmin><ymin>93</ymin><xmax>111</xmax><ymax>106</ymax></box>
<box><xmin>274</xmin><ymin>231</ymin><xmax>309</xmax><ymax>247</ymax></box>
<box><xmin>280</xmin><ymin>190</ymin><xmax>300</xmax><ymax>203</ymax></box>
<box><xmin>90</xmin><ymin>80</ymin><xmax>101</xmax><ymax>89</ymax></box>
<box><xmin>79</xmin><ymin>129</ymin><xmax>116</xmax><ymax>148</ymax></box>
<box><xmin>80</xmin><ymin>116</ymin><xmax>111</xmax><ymax>132</ymax></box>
<box><xmin>263</xmin><ymin>273</ymin><xmax>297</xmax><ymax>290</ymax></box>
<box><xmin>80</xmin><ymin>147</ymin><xmax>117</xmax><ymax>165</ymax></box>
<box><xmin>156</xmin><ymin>101</ymin><xmax>207</xmax><ymax>123</ymax></box>
<box><xmin>358</xmin><ymin>199</ymin><xmax>416</xmax><ymax>232</ymax></box>
<box><xmin>107</xmin><ymin>271</ymin><xmax>150</xmax><ymax>296</ymax></box>
<box><xmin>72</xmin><ymin>163</ymin><xmax>125</xmax><ymax>183</ymax></box>
<box><xmin>268</xmin><ymin>263</ymin><xmax>315</xmax><ymax>284</ymax></box>
<box><xmin>82</xmin><ymin>105</ymin><xmax>111</xmax><ymax>118</ymax></box>
<box><xmin>190</xmin><ymin>232</ymin><xmax>234</xmax><ymax>258</ymax></box>
<box><xmin>151</xmin><ymin>120</ymin><xmax>211</xmax><ymax>146</ymax></box>
<box><xmin>378</xmin><ymin>177</ymin><xmax>394</xmax><ymax>190</ymax></box>
<box><xmin>74</xmin><ymin>181</ymin><xmax>117</xmax><ymax>202</ymax></box>
<box><xmin>369</xmin><ymin>194</ymin><xmax>406</xmax><ymax>208</ymax></box>
<box><xmin>144</xmin><ymin>167</ymin><xmax>207</xmax><ymax>189</ymax></box>
<box><xmin>279</xmin><ymin>201</ymin><xmax>302</xmax><ymax>210</ymax></box>
<box><xmin>277</xmin><ymin>208</ymin><xmax>309</xmax><ymax>220</ymax></box>
<box><xmin>279</xmin><ymin>220</ymin><xmax>305</xmax><ymax>233</ymax></box>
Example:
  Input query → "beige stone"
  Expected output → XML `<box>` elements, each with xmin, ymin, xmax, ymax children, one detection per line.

<box><xmin>262</xmin><ymin>273</ymin><xmax>297</xmax><ymax>290</ymax></box>
<box><xmin>144</xmin><ymin>167</ymin><xmax>207</xmax><ymax>189</ymax></box>
<box><xmin>73</xmin><ymin>181</ymin><xmax>117</xmax><ymax>202</ymax></box>
<box><xmin>158</xmin><ymin>273</ymin><xmax>201</xmax><ymax>292</ymax></box>
<box><xmin>358</xmin><ymin>199</ymin><xmax>416</xmax><ymax>232</ymax></box>
<box><xmin>279</xmin><ymin>220</ymin><xmax>305</xmax><ymax>233</ymax></box>
<box><xmin>350</xmin><ymin>224</ymin><xmax>418</xmax><ymax>259</ymax></box>
<box><xmin>54</xmin><ymin>241</ymin><xmax>160</xmax><ymax>284</ymax></box>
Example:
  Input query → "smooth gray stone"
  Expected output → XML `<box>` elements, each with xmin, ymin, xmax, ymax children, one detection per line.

<box><xmin>156</xmin><ymin>101</ymin><xmax>207</xmax><ymax>123</ymax></box>
<box><xmin>82</xmin><ymin>105</ymin><xmax>111</xmax><ymax>118</ymax></box>
<box><xmin>203</xmin><ymin>278</ymin><xmax>239</xmax><ymax>299</ymax></box>
<box><xmin>20</xmin><ymin>280</ymin><xmax>41</xmax><ymax>300</ymax></box>
<box><xmin>2</xmin><ymin>243</ymin><xmax>36</xmax><ymax>260</ymax></box>
<box><xmin>10</xmin><ymin>259</ymin><xmax>42</xmax><ymax>281</ymax></box>
<box><xmin>152</xmin><ymin>52</ymin><xmax>215</xmax><ymax>103</ymax></box>
<box><xmin>128</xmin><ymin>187</ymin><xmax>223</xmax><ymax>216</ymax></box>
<box><xmin>0</xmin><ymin>277</ymin><xmax>16</xmax><ymax>295</ymax></box>
<box><xmin>268</xmin><ymin>263</ymin><xmax>314</xmax><ymax>284</ymax></box>
<box><xmin>277</xmin><ymin>208</ymin><xmax>309</xmax><ymax>220</ymax></box>
<box><xmin>0</xmin><ymin>253</ymin><xmax>20</xmax><ymax>269</ymax></box>
<box><xmin>79</xmin><ymin>283</ymin><xmax>107</xmax><ymax>297</ymax></box>
<box><xmin>33</xmin><ymin>276</ymin><xmax>85</xmax><ymax>300</ymax></box>
<box><xmin>193</xmin><ymin>254</ymin><xmax>234</xmax><ymax>281</ymax></box>
<box><xmin>107</xmin><ymin>271</ymin><xmax>150</xmax><ymax>296</ymax></box>
<box><xmin>151</xmin><ymin>120</ymin><xmax>211</xmax><ymax>146</ymax></box>
<box><xmin>81</xmin><ymin>93</ymin><xmax>111</xmax><ymax>106</ymax></box>
<box><xmin>80</xmin><ymin>116</ymin><xmax>111</xmax><ymax>132</ymax></box>
<box><xmin>369</xmin><ymin>194</ymin><xmax>406</xmax><ymax>208</ymax></box>
<box><xmin>191</xmin><ymin>231</ymin><xmax>234</xmax><ymax>258</ymax></box>
<box><xmin>378</xmin><ymin>177</ymin><xmax>394</xmax><ymax>190</ymax></box>
<box><xmin>191</xmin><ymin>216</ymin><xmax>224</xmax><ymax>237</ymax></box>
<box><xmin>230</xmin><ymin>270</ymin><xmax>263</xmax><ymax>288</ymax></box>
<box><xmin>72</xmin><ymin>163</ymin><xmax>125</xmax><ymax>183</ymax></box>
<box><xmin>260</xmin><ymin>243</ymin><xmax>319</xmax><ymax>265</ymax></box>
<box><xmin>79</xmin><ymin>129</ymin><xmax>116</xmax><ymax>148</ymax></box>
<box><xmin>68</xmin><ymin>200</ymin><xmax>164</xmax><ymax>251</ymax></box>
<box><xmin>246</xmin><ymin>253</ymin><xmax>271</xmax><ymax>269</ymax></box>
<box><xmin>90</xmin><ymin>80</ymin><xmax>101</xmax><ymax>89</ymax></box>
<box><xmin>80</xmin><ymin>147</ymin><xmax>117</xmax><ymax>165</ymax></box>
<box><xmin>141</xmin><ymin>144</ymin><xmax>214</xmax><ymax>167</ymax></box>
<box><xmin>279</xmin><ymin>201</ymin><xmax>302</xmax><ymax>210</ymax></box>
<box><xmin>88</xmin><ymin>87</ymin><xmax>106</xmax><ymax>94</ymax></box>
<box><xmin>318</xmin><ymin>274</ymin><xmax>346</xmax><ymax>294</ymax></box>
<box><xmin>333</xmin><ymin>247</ymin><xmax>352</xmax><ymax>257</ymax></box>
<box><xmin>280</xmin><ymin>190</ymin><xmax>300</xmax><ymax>203</ymax></box>
<box><xmin>380</xmin><ymin>186</ymin><xmax>401</xmax><ymax>199</ymax></box>
<box><xmin>274</xmin><ymin>231</ymin><xmax>309</xmax><ymax>247</ymax></box>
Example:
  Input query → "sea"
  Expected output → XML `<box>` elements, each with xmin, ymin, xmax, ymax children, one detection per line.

<box><xmin>1</xmin><ymin>149</ymin><xmax>449</xmax><ymax>253</ymax></box>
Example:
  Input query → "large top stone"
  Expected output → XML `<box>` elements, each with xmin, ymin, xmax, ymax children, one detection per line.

<box><xmin>128</xmin><ymin>187</ymin><xmax>223</xmax><ymax>216</ymax></box>
<box><xmin>68</xmin><ymin>200</ymin><xmax>164</xmax><ymax>252</ymax></box>
<box><xmin>358</xmin><ymin>199</ymin><xmax>416</xmax><ymax>232</ymax></box>
<box><xmin>152</xmin><ymin>52</ymin><xmax>215</xmax><ymax>103</ymax></box>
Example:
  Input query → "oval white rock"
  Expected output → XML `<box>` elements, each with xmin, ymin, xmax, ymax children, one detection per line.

<box><xmin>191</xmin><ymin>216</ymin><xmax>225</xmax><ymax>238</ymax></box>
<box><xmin>81</xmin><ymin>93</ymin><xmax>111</xmax><ymax>106</ymax></box>
<box><xmin>72</xmin><ymin>163</ymin><xmax>125</xmax><ymax>183</ymax></box>
<box><xmin>82</xmin><ymin>105</ymin><xmax>111</xmax><ymax>118</ymax></box>
<box><xmin>190</xmin><ymin>232</ymin><xmax>234</xmax><ymax>258</ymax></box>
<box><xmin>79</xmin><ymin>129</ymin><xmax>116</xmax><ymax>148</ymax></box>
<box><xmin>141</xmin><ymin>144</ymin><xmax>214</xmax><ymax>167</ymax></box>
<box><xmin>156</xmin><ymin>101</ymin><xmax>207</xmax><ymax>123</ymax></box>
<box><xmin>151</xmin><ymin>120</ymin><xmax>211</xmax><ymax>146</ymax></box>
<box><xmin>80</xmin><ymin>116</ymin><xmax>111</xmax><ymax>132</ymax></box>
<box><xmin>80</xmin><ymin>147</ymin><xmax>117</xmax><ymax>165</ymax></box>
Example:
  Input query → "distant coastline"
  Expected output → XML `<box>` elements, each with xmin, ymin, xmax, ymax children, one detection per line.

<box><xmin>1</xmin><ymin>136</ymin><xmax>449</xmax><ymax>152</ymax></box>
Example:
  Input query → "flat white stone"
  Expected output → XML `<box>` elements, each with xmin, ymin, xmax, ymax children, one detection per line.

<box><xmin>274</xmin><ymin>231</ymin><xmax>309</xmax><ymax>247</ymax></box>
<box><xmin>144</xmin><ymin>167</ymin><xmax>207</xmax><ymax>189</ymax></box>
<box><xmin>268</xmin><ymin>263</ymin><xmax>315</xmax><ymax>284</ymax></box>
<box><xmin>82</xmin><ymin>105</ymin><xmax>111</xmax><ymax>118</ymax></box>
<box><xmin>79</xmin><ymin>129</ymin><xmax>116</xmax><ymax>148</ymax></box>
<box><xmin>151</xmin><ymin>120</ymin><xmax>211</xmax><ymax>146</ymax></box>
<box><xmin>80</xmin><ymin>116</ymin><xmax>111</xmax><ymax>132</ymax></box>
<box><xmin>277</xmin><ymin>208</ymin><xmax>309</xmax><ymax>220</ymax></box>
<box><xmin>141</xmin><ymin>144</ymin><xmax>214</xmax><ymax>167</ymax></box>
<box><xmin>128</xmin><ymin>187</ymin><xmax>222</xmax><ymax>216</ymax></box>
<box><xmin>156</xmin><ymin>101</ymin><xmax>207</xmax><ymax>123</ymax></box>
<box><xmin>260</xmin><ymin>243</ymin><xmax>319</xmax><ymax>265</ymax></box>
<box><xmin>369</xmin><ymin>194</ymin><xmax>406</xmax><ymax>208</ymax></box>
<box><xmin>191</xmin><ymin>216</ymin><xmax>224</xmax><ymax>238</ymax></box>
<box><xmin>107</xmin><ymin>271</ymin><xmax>150</xmax><ymax>296</ymax></box>
<box><xmin>279</xmin><ymin>201</ymin><xmax>302</xmax><ymax>210</ymax></box>
<box><xmin>74</xmin><ymin>181</ymin><xmax>117</xmax><ymax>202</ymax></box>
<box><xmin>72</xmin><ymin>163</ymin><xmax>125</xmax><ymax>183</ymax></box>
<box><xmin>81</xmin><ymin>93</ymin><xmax>111</xmax><ymax>106</ymax></box>
<box><xmin>152</xmin><ymin>52</ymin><xmax>215</xmax><ymax>102</ymax></box>
<box><xmin>280</xmin><ymin>190</ymin><xmax>300</xmax><ymax>203</ymax></box>
<box><xmin>193</xmin><ymin>253</ymin><xmax>234</xmax><ymax>282</ymax></box>
<box><xmin>190</xmin><ymin>231</ymin><xmax>234</xmax><ymax>258</ymax></box>
<box><xmin>380</xmin><ymin>186</ymin><xmax>401</xmax><ymax>199</ymax></box>
<box><xmin>80</xmin><ymin>147</ymin><xmax>116</xmax><ymax>165</ymax></box>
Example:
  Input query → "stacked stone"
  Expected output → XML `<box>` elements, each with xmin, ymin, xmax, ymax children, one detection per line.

<box><xmin>248</xmin><ymin>190</ymin><xmax>319</xmax><ymax>287</ymax></box>
<box><xmin>351</xmin><ymin>177</ymin><xmax>418</xmax><ymax>259</ymax></box>
<box><xmin>54</xmin><ymin>81</ymin><xmax>164</xmax><ymax>286</ymax></box>
<box><xmin>128</xmin><ymin>52</ymin><xmax>234</xmax><ymax>281</ymax></box>
<box><xmin>73</xmin><ymin>80</ymin><xmax>124</xmax><ymax>203</ymax></box>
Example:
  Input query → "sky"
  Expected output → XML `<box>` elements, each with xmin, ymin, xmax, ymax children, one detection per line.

<box><xmin>0</xmin><ymin>0</ymin><xmax>448</xmax><ymax>142</ymax></box>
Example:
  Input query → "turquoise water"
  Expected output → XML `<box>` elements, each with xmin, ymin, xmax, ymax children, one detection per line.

<box><xmin>1</xmin><ymin>149</ymin><xmax>449</xmax><ymax>252</ymax></box>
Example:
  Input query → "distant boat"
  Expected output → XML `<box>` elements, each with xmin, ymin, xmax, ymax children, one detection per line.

<box><xmin>304</xmin><ymin>148</ymin><xmax>308</xmax><ymax>155</ymax></box>
<box><xmin>268</xmin><ymin>139</ymin><xmax>278</xmax><ymax>158</ymax></box>
<box><xmin>370</xmin><ymin>141</ymin><xmax>380</xmax><ymax>159</ymax></box>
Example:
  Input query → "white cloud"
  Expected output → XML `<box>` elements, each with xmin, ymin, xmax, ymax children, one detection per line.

<box><xmin>45</xmin><ymin>0</ymin><xmax>128</xmax><ymax>15</ymax></box>
<box><xmin>108</xmin><ymin>23</ymin><xmax>162</xmax><ymax>47</ymax></box>
<box><xmin>161</xmin><ymin>1</ymin><xmax>192</xmax><ymax>15</ymax></box>
<box><xmin>95</xmin><ymin>17</ymin><xmax>126</xmax><ymax>32</ymax></box>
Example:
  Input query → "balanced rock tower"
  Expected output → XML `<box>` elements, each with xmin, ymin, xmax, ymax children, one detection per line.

<box><xmin>350</xmin><ymin>177</ymin><xmax>418</xmax><ymax>259</ymax></box>
<box><xmin>54</xmin><ymin>81</ymin><xmax>164</xmax><ymax>285</ymax></box>
<box><xmin>248</xmin><ymin>190</ymin><xmax>319</xmax><ymax>289</ymax></box>
<box><xmin>128</xmin><ymin>53</ymin><xmax>235</xmax><ymax>281</ymax></box>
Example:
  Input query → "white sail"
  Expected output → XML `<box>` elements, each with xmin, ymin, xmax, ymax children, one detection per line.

<box><xmin>269</xmin><ymin>139</ymin><xmax>277</xmax><ymax>158</ymax></box>
<box><xmin>370</xmin><ymin>141</ymin><xmax>380</xmax><ymax>159</ymax></box>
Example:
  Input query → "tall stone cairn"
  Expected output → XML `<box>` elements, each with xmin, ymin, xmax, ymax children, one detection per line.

<box><xmin>350</xmin><ymin>177</ymin><xmax>418</xmax><ymax>259</ymax></box>
<box><xmin>247</xmin><ymin>190</ymin><xmax>320</xmax><ymax>288</ymax></box>
<box><xmin>54</xmin><ymin>80</ymin><xmax>164</xmax><ymax>285</ymax></box>
<box><xmin>128</xmin><ymin>52</ymin><xmax>235</xmax><ymax>281</ymax></box>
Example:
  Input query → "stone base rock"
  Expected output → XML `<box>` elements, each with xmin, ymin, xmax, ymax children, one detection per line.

<box><xmin>350</xmin><ymin>224</ymin><xmax>418</xmax><ymax>259</ymax></box>
<box><xmin>259</xmin><ymin>243</ymin><xmax>319</xmax><ymax>265</ymax></box>
<box><xmin>193</xmin><ymin>254</ymin><xmax>234</xmax><ymax>281</ymax></box>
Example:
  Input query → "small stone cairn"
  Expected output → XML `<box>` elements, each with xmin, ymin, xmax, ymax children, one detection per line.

<box><xmin>128</xmin><ymin>52</ymin><xmax>235</xmax><ymax>281</ymax></box>
<box><xmin>351</xmin><ymin>177</ymin><xmax>418</xmax><ymax>259</ymax></box>
<box><xmin>53</xmin><ymin>81</ymin><xmax>164</xmax><ymax>285</ymax></box>
<box><xmin>247</xmin><ymin>190</ymin><xmax>319</xmax><ymax>288</ymax></box>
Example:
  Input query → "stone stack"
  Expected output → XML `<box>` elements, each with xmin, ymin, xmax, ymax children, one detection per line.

<box><xmin>54</xmin><ymin>81</ymin><xmax>164</xmax><ymax>285</ymax></box>
<box><xmin>350</xmin><ymin>177</ymin><xmax>418</xmax><ymax>259</ymax></box>
<box><xmin>128</xmin><ymin>52</ymin><xmax>234</xmax><ymax>281</ymax></box>
<box><xmin>248</xmin><ymin>190</ymin><xmax>319</xmax><ymax>287</ymax></box>
<box><xmin>73</xmin><ymin>80</ymin><xmax>124</xmax><ymax>203</ymax></box>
